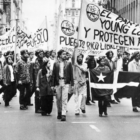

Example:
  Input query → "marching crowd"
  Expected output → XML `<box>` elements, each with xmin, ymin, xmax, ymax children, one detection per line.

<box><xmin>0</xmin><ymin>48</ymin><xmax>139</xmax><ymax>121</ymax></box>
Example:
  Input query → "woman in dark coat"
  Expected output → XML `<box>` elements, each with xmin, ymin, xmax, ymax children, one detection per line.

<box><xmin>94</xmin><ymin>57</ymin><xmax>112</xmax><ymax>117</ymax></box>
<box><xmin>36</xmin><ymin>60</ymin><xmax>53</xmax><ymax>116</ymax></box>
<box><xmin>3</xmin><ymin>55</ymin><xmax>16</xmax><ymax>107</ymax></box>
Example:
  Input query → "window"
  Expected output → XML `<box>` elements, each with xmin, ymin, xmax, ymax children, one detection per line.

<box><xmin>72</xmin><ymin>18</ymin><xmax>75</xmax><ymax>24</ymax></box>
<box><xmin>72</xmin><ymin>2</ymin><xmax>75</xmax><ymax>8</ymax></box>
<box><xmin>76</xmin><ymin>10</ymin><xmax>78</xmax><ymax>15</ymax></box>
<box><xmin>72</xmin><ymin>10</ymin><xmax>75</xmax><ymax>16</ymax></box>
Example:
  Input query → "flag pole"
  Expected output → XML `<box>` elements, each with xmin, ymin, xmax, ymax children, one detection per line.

<box><xmin>45</xmin><ymin>16</ymin><xmax>49</xmax><ymax>50</ymax></box>
<box><xmin>88</xmin><ymin>69</ymin><xmax>92</xmax><ymax>101</ymax></box>
<box><xmin>73</xmin><ymin>0</ymin><xmax>83</xmax><ymax>79</ymax></box>
<box><xmin>73</xmin><ymin>0</ymin><xmax>83</xmax><ymax>66</ymax></box>
<box><xmin>55</xmin><ymin>3</ymin><xmax>62</xmax><ymax>52</ymax></box>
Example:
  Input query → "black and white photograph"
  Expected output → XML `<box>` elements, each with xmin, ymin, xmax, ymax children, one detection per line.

<box><xmin>0</xmin><ymin>0</ymin><xmax>140</xmax><ymax>140</ymax></box>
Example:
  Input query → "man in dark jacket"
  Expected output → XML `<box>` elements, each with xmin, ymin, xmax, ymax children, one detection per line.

<box><xmin>15</xmin><ymin>50</ymin><xmax>32</xmax><ymax>110</ymax></box>
<box><xmin>52</xmin><ymin>49</ymin><xmax>74</xmax><ymax>121</ymax></box>
<box><xmin>33</xmin><ymin>49</ymin><xmax>44</xmax><ymax>113</ymax></box>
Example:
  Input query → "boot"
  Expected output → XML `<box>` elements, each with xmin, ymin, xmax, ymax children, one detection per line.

<box><xmin>99</xmin><ymin>107</ymin><xmax>103</xmax><ymax>116</ymax></box>
<box><xmin>35</xmin><ymin>97</ymin><xmax>41</xmax><ymax>113</ymax></box>
<box><xmin>5</xmin><ymin>101</ymin><xmax>9</xmax><ymax>107</ymax></box>
<box><xmin>61</xmin><ymin>115</ymin><xmax>66</xmax><ymax>121</ymax></box>
<box><xmin>57</xmin><ymin>112</ymin><xmax>62</xmax><ymax>119</ymax></box>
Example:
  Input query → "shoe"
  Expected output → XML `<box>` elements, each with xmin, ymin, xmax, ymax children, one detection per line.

<box><xmin>99</xmin><ymin>114</ymin><xmax>102</xmax><ymax>117</ymax></box>
<box><xmin>137</xmin><ymin>105</ymin><xmax>140</xmax><ymax>108</ymax></box>
<box><xmin>90</xmin><ymin>100</ymin><xmax>95</xmax><ymax>104</ymax></box>
<box><xmin>133</xmin><ymin>108</ymin><xmax>139</xmax><ymax>112</ymax></box>
<box><xmin>61</xmin><ymin>115</ymin><xmax>66</xmax><ymax>121</ymax></box>
<box><xmin>42</xmin><ymin>113</ymin><xmax>47</xmax><ymax>116</ymax></box>
<box><xmin>115</xmin><ymin>97</ymin><xmax>120</xmax><ymax>103</ymax></box>
<box><xmin>86</xmin><ymin>102</ymin><xmax>92</xmax><ymax>105</ymax></box>
<box><xmin>110</xmin><ymin>100</ymin><xmax>118</xmax><ymax>104</ymax></box>
<box><xmin>104</xmin><ymin>112</ymin><xmax>108</xmax><ymax>116</ymax></box>
<box><xmin>107</xmin><ymin>103</ymin><xmax>111</xmax><ymax>107</ymax></box>
<box><xmin>27</xmin><ymin>103</ymin><xmax>33</xmax><ymax>106</ymax></box>
<box><xmin>5</xmin><ymin>102</ymin><xmax>9</xmax><ymax>107</ymax></box>
<box><xmin>24</xmin><ymin>106</ymin><xmax>28</xmax><ymax>109</ymax></box>
<box><xmin>20</xmin><ymin>106</ymin><xmax>27</xmax><ymax>110</ymax></box>
<box><xmin>75</xmin><ymin>113</ymin><xmax>80</xmax><ymax>116</ymax></box>
<box><xmin>81</xmin><ymin>109</ymin><xmax>86</xmax><ymax>113</ymax></box>
<box><xmin>57</xmin><ymin>112</ymin><xmax>62</xmax><ymax>119</ymax></box>
<box><xmin>35</xmin><ymin>109</ymin><xmax>42</xmax><ymax>113</ymax></box>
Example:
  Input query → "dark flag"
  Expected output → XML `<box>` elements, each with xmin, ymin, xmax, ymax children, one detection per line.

<box><xmin>89</xmin><ymin>70</ymin><xmax>140</xmax><ymax>100</ymax></box>
<box><xmin>114</xmin><ymin>71</ymin><xmax>140</xmax><ymax>99</ymax></box>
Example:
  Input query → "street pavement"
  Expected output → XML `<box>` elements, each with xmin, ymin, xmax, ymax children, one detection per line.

<box><xmin>0</xmin><ymin>93</ymin><xmax>140</xmax><ymax>140</ymax></box>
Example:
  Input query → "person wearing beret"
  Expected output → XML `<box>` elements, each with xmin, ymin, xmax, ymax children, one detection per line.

<box><xmin>95</xmin><ymin>57</ymin><xmax>112</xmax><ymax>117</ymax></box>
<box><xmin>36</xmin><ymin>59</ymin><xmax>54</xmax><ymax>116</ymax></box>
<box><xmin>33</xmin><ymin>49</ymin><xmax>44</xmax><ymax>113</ymax></box>
<box><xmin>15</xmin><ymin>49</ymin><xmax>32</xmax><ymax>110</ymax></box>
<box><xmin>128</xmin><ymin>52</ymin><xmax>140</xmax><ymax>112</ymax></box>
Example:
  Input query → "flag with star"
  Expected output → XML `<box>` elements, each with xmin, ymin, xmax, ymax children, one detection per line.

<box><xmin>89</xmin><ymin>69</ymin><xmax>113</xmax><ymax>98</ymax></box>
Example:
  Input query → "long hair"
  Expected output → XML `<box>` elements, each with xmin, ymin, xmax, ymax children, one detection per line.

<box><xmin>41</xmin><ymin>60</ymin><xmax>49</xmax><ymax>76</ymax></box>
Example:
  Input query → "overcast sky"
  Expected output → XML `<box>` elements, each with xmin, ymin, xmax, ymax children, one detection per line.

<box><xmin>22</xmin><ymin>0</ymin><xmax>56</xmax><ymax>33</ymax></box>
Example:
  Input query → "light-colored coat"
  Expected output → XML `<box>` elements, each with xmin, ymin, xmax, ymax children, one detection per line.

<box><xmin>128</xmin><ymin>60</ymin><xmax>140</xmax><ymax>72</ymax></box>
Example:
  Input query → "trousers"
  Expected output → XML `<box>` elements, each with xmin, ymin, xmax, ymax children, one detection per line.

<box><xmin>74</xmin><ymin>84</ymin><xmax>87</xmax><ymax>113</ymax></box>
<box><xmin>41</xmin><ymin>96</ymin><xmax>53</xmax><ymax>114</ymax></box>
<box><xmin>19</xmin><ymin>83</ymin><xmax>31</xmax><ymax>106</ymax></box>
<box><xmin>98</xmin><ymin>99</ymin><xmax>108</xmax><ymax>115</ymax></box>
<box><xmin>56</xmin><ymin>80</ymin><xmax>69</xmax><ymax>115</ymax></box>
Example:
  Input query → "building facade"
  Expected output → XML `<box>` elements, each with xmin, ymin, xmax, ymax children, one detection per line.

<box><xmin>65</xmin><ymin>0</ymin><xmax>81</xmax><ymax>26</ymax></box>
<box><xmin>64</xmin><ymin>0</ymin><xmax>106</xmax><ymax>26</ymax></box>
<box><xmin>0</xmin><ymin>0</ymin><xmax>23</xmax><ymax>35</ymax></box>
<box><xmin>108</xmin><ymin>0</ymin><xmax>140</xmax><ymax>24</ymax></box>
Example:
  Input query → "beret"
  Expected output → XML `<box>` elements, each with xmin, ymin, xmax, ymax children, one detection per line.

<box><xmin>20</xmin><ymin>49</ymin><xmax>28</xmax><ymax>55</ymax></box>
<box><xmin>35</xmin><ymin>49</ymin><xmax>44</xmax><ymax>56</ymax></box>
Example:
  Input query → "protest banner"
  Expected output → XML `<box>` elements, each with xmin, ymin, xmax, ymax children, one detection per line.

<box><xmin>0</xmin><ymin>27</ymin><xmax>16</xmax><ymax>53</ymax></box>
<box><xmin>27</xmin><ymin>17</ymin><xmax>49</xmax><ymax>51</ymax></box>
<box><xmin>77</xmin><ymin>0</ymin><xmax>140</xmax><ymax>56</ymax></box>
<box><xmin>57</xmin><ymin>16</ymin><xmax>88</xmax><ymax>56</ymax></box>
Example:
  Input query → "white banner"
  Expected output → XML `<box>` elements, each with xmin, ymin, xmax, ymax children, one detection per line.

<box><xmin>0</xmin><ymin>27</ymin><xmax>16</xmax><ymax>53</ymax></box>
<box><xmin>57</xmin><ymin>16</ymin><xmax>87</xmax><ymax>55</ymax></box>
<box><xmin>29</xmin><ymin>18</ymin><xmax>49</xmax><ymax>51</ymax></box>
<box><xmin>78</xmin><ymin>0</ymin><xmax>140</xmax><ymax>56</ymax></box>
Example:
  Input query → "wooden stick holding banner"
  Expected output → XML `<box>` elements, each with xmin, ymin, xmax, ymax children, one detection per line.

<box><xmin>14</xmin><ymin>14</ymin><xmax>19</xmax><ymax>63</ymax></box>
<box><xmin>88</xmin><ymin>69</ymin><xmax>92</xmax><ymax>101</ymax></box>
<box><xmin>45</xmin><ymin>16</ymin><xmax>49</xmax><ymax>50</ymax></box>
<box><xmin>73</xmin><ymin>0</ymin><xmax>83</xmax><ymax>71</ymax></box>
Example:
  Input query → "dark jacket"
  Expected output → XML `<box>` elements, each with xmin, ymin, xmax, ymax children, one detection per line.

<box><xmin>15</xmin><ymin>59</ymin><xmax>32</xmax><ymax>84</ymax></box>
<box><xmin>36</xmin><ymin>69</ymin><xmax>53</xmax><ymax>96</ymax></box>
<box><xmin>52</xmin><ymin>60</ymin><xmax>74</xmax><ymax>87</ymax></box>
<box><xmin>33</xmin><ymin>58</ymin><xmax>44</xmax><ymax>84</ymax></box>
